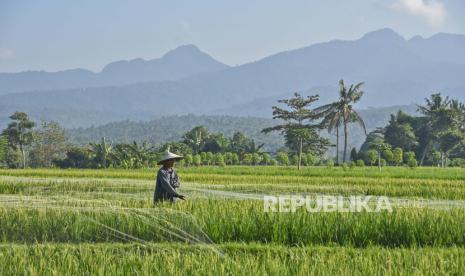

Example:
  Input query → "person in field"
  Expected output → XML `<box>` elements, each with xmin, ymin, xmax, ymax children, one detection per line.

<box><xmin>154</xmin><ymin>149</ymin><xmax>186</xmax><ymax>204</ymax></box>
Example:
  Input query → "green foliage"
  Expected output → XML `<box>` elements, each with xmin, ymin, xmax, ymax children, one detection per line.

<box><xmin>317</xmin><ymin>80</ymin><xmax>366</xmax><ymax>163</ymax></box>
<box><xmin>0</xmin><ymin>135</ymin><xmax>7</xmax><ymax>166</ymax></box>
<box><xmin>408</xmin><ymin>158</ymin><xmax>418</xmax><ymax>169</ymax></box>
<box><xmin>384</xmin><ymin>111</ymin><xmax>419</xmax><ymax>152</ymax></box>
<box><xmin>367</xmin><ymin>150</ymin><xmax>378</xmax><ymax>166</ymax></box>
<box><xmin>326</xmin><ymin>159</ymin><xmax>334</xmax><ymax>169</ymax></box>
<box><xmin>181</xmin><ymin>126</ymin><xmax>210</xmax><ymax>154</ymax></box>
<box><xmin>404</xmin><ymin>151</ymin><xmax>416</xmax><ymax>163</ymax></box>
<box><xmin>262</xmin><ymin>92</ymin><xmax>328</xmax><ymax>169</ymax></box>
<box><xmin>214</xmin><ymin>153</ymin><xmax>225</xmax><ymax>166</ymax></box>
<box><xmin>350</xmin><ymin>147</ymin><xmax>358</xmax><ymax>162</ymax></box>
<box><xmin>184</xmin><ymin>154</ymin><xmax>193</xmax><ymax>166</ymax></box>
<box><xmin>392</xmin><ymin>148</ymin><xmax>403</xmax><ymax>166</ymax></box>
<box><xmin>231</xmin><ymin>153</ymin><xmax>240</xmax><ymax>165</ymax></box>
<box><xmin>89</xmin><ymin>137</ymin><xmax>112</xmax><ymax>168</ymax></box>
<box><xmin>359</xmin><ymin>94</ymin><xmax>465</xmax><ymax>167</ymax></box>
<box><xmin>193</xmin><ymin>155</ymin><xmax>202</xmax><ymax>166</ymax></box>
<box><xmin>380</xmin><ymin>159</ymin><xmax>387</xmax><ymax>167</ymax></box>
<box><xmin>205</xmin><ymin>152</ymin><xmax>214</xmax><ymax>165</ymax></box>
<box><xmin>356</xmin><ymin>159</ymin><xmax>366</xmax><ymax>167</ymax></box>
<box><xmin>449</xmin><ymin>158</ymin><xmax>465</xmax><ymax>168</ymax></box>
<box><xmin>54</xmin><ymin>147</ymin><xmax>95</xmax><ymax>168</ymax></box>
<box><xmin>251</xmin><ymin>153</ymin><xmax>261</xmax><ymax>165</ymax></box>
<box><xmin>2</xmin><ymin>112</ymin><xmax>36</xmax><ymax>168</ymax></box>
<box><xmin>383</xmin><ymin>149</ymin><xmax>394</xmax><ymax>165</ymax></box>
<box><xmin>261</xmin><ymin>153</ymin><xmax>271</xmax><ymax>165</ymax></box>
<box><xmin>276</xmin><ymin>152</ymin><xmax>289</xmax><ymax>166</ymax></box>
<box><xmin>306</xmin><ymin>153</ymin><xmax>317</xmax><ymax>166</ymax></box>
<box><xmin>29</xmin><ymin>121</ymin><xmax>67</xmax><ymax>168</ymax></box>
<box><xmin>291</xmin><ymin>155</ymin><xmax>299</xmax><ymax>166</ymax></box>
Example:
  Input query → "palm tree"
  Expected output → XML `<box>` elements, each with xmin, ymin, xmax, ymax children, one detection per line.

<box><xmin>315</xmin><ymin>103</ymin><xmax>342</xmax><ymax>164</ymax></box>
<box><xmin>316</xmin><ymin>80</ymin><xmax>367</xmax><ymax>163</ymax></box>
<box><xmin>417</xmin><ymin>93</ymin><xmax>452</xmax><ymax>165</ymax></box>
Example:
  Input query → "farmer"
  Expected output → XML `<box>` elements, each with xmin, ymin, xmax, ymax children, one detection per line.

<box><xmin>153</xmin><ymin>149</ymin><xmax>186</xmax><ymax>204</ymax></box>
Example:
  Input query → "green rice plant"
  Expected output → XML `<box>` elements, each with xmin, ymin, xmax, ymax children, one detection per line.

<box><xmin>0</xmin><ymin>243</ymin><xmax>464</xmax><ymax>275</ymax></box>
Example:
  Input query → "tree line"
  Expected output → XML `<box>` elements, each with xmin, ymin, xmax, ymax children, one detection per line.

<box><xmin>356</xmin><ymin>93</ymin><xmax>465</xmax><ymax>168</ymax></box>
<box><xmin>0</xmin><ymin>115</ymin><xmax>321</xmax><ymax>169</ymax></box>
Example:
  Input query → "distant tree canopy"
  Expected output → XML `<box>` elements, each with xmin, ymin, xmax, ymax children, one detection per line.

<box><xmin>359</xmin><ymin>93</ymin><xmax>465</xmax><ymax>167</ymax></box>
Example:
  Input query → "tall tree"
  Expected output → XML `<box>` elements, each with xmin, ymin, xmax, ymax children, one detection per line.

<box><xmin>316</xmin><ymin>80</ymin><xmax>366</xmax><ymax>163</ymax></box>
<box><xmin>383</xmin><ymin>111</ymin><xmax>419</xmax><ymax>152</ymax></box>
<box><xmin>182</xmin><ymin>126</ymin><xmax>209</xmax><ymax>154</ymax></box>
<box><xmin>229</xmin><ymin>132</ymin><xmax>264</xmax><ymax>159</ymax></box>
<box><xmin>417</xmin><ymin>93</ymin><xmax>454</xmax><ymax>165</ymax></box>
<box><xmin>2</xmin><ymin>112</ymin><xmax>35</xmax><ymax>168</ymax></box>
<box><xmin>29</xmin><ymin>121</ymin><xmax>67</xmax><ymax>168</ymax></box>
<box><xmin>262</xmin><ymin>93</ymin><xmax>324</xmax><ymax>170</ymax></box>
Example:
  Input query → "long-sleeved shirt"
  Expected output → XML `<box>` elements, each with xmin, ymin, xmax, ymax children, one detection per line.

<box><xmin>153</xmin><ymin>167</ymin><xmax>180</xmax><ymax>203</ymax></box>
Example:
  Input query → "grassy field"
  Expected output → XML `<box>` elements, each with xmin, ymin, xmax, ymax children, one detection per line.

<box><xmin>0</xmin><ymin>166</ymin><xmax>464</xmax><ymax>275</ymax></box>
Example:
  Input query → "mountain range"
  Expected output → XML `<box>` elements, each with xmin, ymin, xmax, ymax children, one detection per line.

<box><xmin>0</xmin><ymin>45</ymin><xmax>229</xmax><ymax>95</ymax></box>
<box><xmin>0</xmin><ymin>28</ymin><xmax>464</xmax><ymax>129</ymax></box>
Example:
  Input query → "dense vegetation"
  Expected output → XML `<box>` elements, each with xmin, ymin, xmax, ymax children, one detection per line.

<box><xmin>358</xmin><ymin>94</ymin><xmax>465</xmax><ymax>167</ymax></box>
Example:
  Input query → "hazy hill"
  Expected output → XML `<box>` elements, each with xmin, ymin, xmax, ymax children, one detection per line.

<box><xmin>0</xmin><ymin>45</ymin><xmax>229</xmax><ymax>95</ymax></box>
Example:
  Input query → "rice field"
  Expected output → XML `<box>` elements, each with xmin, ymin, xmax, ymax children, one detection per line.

<box><xmin>0</xmin><ymin>166</ymin><xmax>464</xmax><ymax>275</ymax></box>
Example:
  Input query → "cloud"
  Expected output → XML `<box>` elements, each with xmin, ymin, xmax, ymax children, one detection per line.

<box><xmin>392</xmin><ymin>0</ymin><xmax>446</xmax><ymax>27</ymax></box>
<box><xmin>0</xmin><ymin>48</ymin><xmax>15</xmax><ymax>59</ymax></box>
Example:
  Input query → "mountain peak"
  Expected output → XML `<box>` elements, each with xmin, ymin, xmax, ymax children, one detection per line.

<box><xmin>162</xmin><ymin>44</ymin><xmax>203</xmax><ymax>59</ymax></box>
<box><xmin>360</xmin><ymin>28</ymin><xmax>405</xmax><ymax>43</ymax></box>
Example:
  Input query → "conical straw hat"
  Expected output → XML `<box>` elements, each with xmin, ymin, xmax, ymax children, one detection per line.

<box><xmin>157</xmin><ymin>149</ymin><xmax>184</xmax><ymax>165</ymax></box>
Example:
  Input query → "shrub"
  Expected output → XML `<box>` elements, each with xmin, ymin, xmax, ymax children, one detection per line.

<box><xmin>367</xmin><ymin>150</ymin><xmax>378</xmax><ymax>166</ymax></box>
<box><xmin>193</xmin><ymin>155</ymin><xmax>202</xmax><ymax>166</ymax></box>
<box><xmin>291</xmin><ymin>155</ymin><xmax>299</xmax><ymax>166</ymax></box>
<box><xmin>404</xmin><ymin>151</ymin><xmax>416</xmax><ymax>163</ymax></box>
<box><xmin>276</xmin><ymin>152</ymin><xmax>289</xmax><ymax>166</ymax></box>
<box><xmin>380</xmin><ymin>159</ymin><xmax>387</xmax><ymax>167</ymax></box>
<box><xmin>184</xmin><ymin>154</ymin><xmax>193</xmax><ymax>166</ymax></box>
<box><xmin>306</xmin><ymin>154</ymin><xmax>317</xmax><ymax>166</ymax></box>
<box><xmin>215</xmin><ymin>153</ymin><xmax>225</xmax><ymax>166</ymax></box>
<box><xmin>356</xmin><ymin>159</ymin><xmax>365</xmax><ymax>167</ymax></box>
<box><xmin>326</xmin><ymin>159</ymin><xmax>334</xmax><ymax>169</ymax></box>
<box><xmin>408</xmin><ymin>158</ymin><xmax>418</xmax><ymax>169</ymax></box>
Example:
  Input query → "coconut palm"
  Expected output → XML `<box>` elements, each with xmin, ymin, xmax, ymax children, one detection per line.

<box><xmin>316</xmin><ymin>80</ymin><xmax>366</xmax><ymax>163</ymax></box>
<box><xmin>315</xmin><ymin>102</ymin><xmax>343</xmax><ymax>164</ymax></box>
<box><xmin>417</xmin><ymin>93</ymin><xmax>453</xmax><ymax>165</ymax></box>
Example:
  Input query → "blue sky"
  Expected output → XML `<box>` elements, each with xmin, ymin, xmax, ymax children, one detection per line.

<box><xmin>1</xmin><ymin>0</ymin><xmax>464</xmax><ymax>72</ymax></box>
